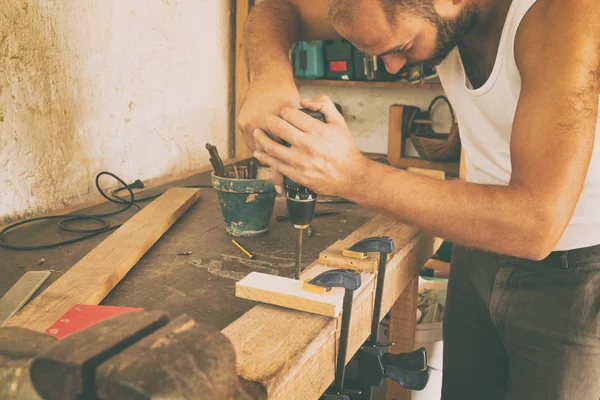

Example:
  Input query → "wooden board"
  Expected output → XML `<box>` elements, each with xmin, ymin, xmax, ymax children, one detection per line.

<box><xmin>235</xmin><ymin>272</ymin><xmax>345</xmax><ymax>317</ymax></box>
<box><xmin>318</xmin><ymin>215</ymin><xmax>419</xmax><ymax>273</ymax></box>
<box><xmin>387</xmin><ymin>104</ymin><xmax>405</xmax><ymax>167</ymax></box>
<box><xmin>0</xmin><ymin>168</ymin><xmax>373</xmax><ymax>334</ymax></box>
<box><xmin>318</xmin><ymin>240</ymin><xmax>378</xmax><ymax>272</ymax></box>
<box><xmin>2</xmin><ymin>188</ymin><xmax>201</xmax><ymax>332</ymax></box>
<box><xmin>386</xmin><ymin>276</ymin><xmax>419</xmax><ymax>400</ymax></box>
<box><xmin>222</xmin><ymin>215</ymin><xmax>441</xmax><ymax>399</ymax></box>
<box><xmin>407</xmin><ymin>167</ymin><xmax>446</xmax><ymax>180</ymax></box>
<box><xmin>390</xmin><ymin>157</ymin><xmax>459</xmax><ymax>174</ymax></box>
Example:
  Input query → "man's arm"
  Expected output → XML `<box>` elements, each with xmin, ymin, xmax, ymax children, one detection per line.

<box><xmin>237</xmin><ymin>1</ymin><xmax>339</xmax><ymax>155</ymax></box>
<box><xmin>509</xmin><ymin>0</ymin><xmax>599</xmax><ymax>252</ymax></box>
<box><xmin>355</xmin><ymin>0</ymin><xmax>600</xmax><ymax>261</ymax></box>
<box><xmin>253</xmin><ymin>0</ymin><xmax>600</xmax><ymax>260</ymax></box>
<box><xmin>243</xmin><ymin>0</ymin><xmax>339</xmax><ymax>84</ymax></box>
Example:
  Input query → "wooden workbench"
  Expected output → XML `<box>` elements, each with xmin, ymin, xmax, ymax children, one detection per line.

<box><xmin>0</xmin><ymin>165</ymin><xmax>434</xmax><ymax>400</ymax></box>
<box><xmin>0</xmin><ymin>168</ymin><xmax>374</xmax><ymax>331</ymax></box>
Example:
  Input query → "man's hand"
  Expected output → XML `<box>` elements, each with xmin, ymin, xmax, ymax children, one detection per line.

<box><xmin>237</xmin><ymin>81</ymin><xmax>301</xmax><ymax>192</ymax></box>
<box><xmin>253</xmin><ymin>95</ymin><xmax>368</xmax><ymax>197</ymax></box>
<box><xmin>237</xmin><ymin>82</ymin><xmax>301</xmax><ymax>152</ymax></box>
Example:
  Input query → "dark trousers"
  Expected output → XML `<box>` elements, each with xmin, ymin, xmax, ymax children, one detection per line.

<box><xmin>441</xmin><ymin>244</ymin><xmax>600</xmax><ymax>400</ymax></box>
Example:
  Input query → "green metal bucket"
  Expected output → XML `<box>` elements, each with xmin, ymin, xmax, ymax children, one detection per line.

<box><xmin>211</xmin><ymin>168</ymin><xmax>276</xmax><ymax>237</ymax></box>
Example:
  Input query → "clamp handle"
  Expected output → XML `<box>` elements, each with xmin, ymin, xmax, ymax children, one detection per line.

<box><xmin>384</xmin><ymin>347</ymin><xmax>430</xmax><ymax>391</ymax></box>
<box><xmin>383</xmin><ymin>347</ymin><xmax>428</xmax><ymax>372</ymax></box>
<box><xmin>357</xmin><ymin>346</ymin><xmax>386</xmax><ymax>386</ymax></box>
<box><xmin>347</xmin><ymin>236</ymin><xmax>394</xmax><ymax>255</ymax></box>
<box><xmin>309</xmin><ymin>269</ymin><xmax>361</xmax><ymax>291</ymax></box>
<box><xmin>357</xmin><ymin>347</ymin><xmax>431</xmax><ymax>390</ymax></box>
<box><xmin>385</xmin><ymin>366</ymin><xmax>431</xmax><ymax>392</ymax></box>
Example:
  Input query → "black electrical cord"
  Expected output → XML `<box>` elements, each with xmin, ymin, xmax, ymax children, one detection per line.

<box><xmin>0</xmin><ymin>171</ymin><xmax>212</xmax><ymax>251</ymax></box>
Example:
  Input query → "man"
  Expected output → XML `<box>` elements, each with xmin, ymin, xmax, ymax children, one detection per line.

<box><xmin>237</xmin><ymin>0</ymin><xmax>600</xmax><ymax>399</ymax></box>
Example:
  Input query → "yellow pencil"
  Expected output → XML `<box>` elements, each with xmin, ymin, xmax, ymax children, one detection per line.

<box><xmin>232</xmin><ymin>239</ymin><xmax>255</xmax><ymax>260</ymax></box>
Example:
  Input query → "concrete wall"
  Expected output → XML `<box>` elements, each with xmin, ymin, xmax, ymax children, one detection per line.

<box><xmin>0</xmin><ymin>0</ymin><xmax>231</xmax><ymax>222</ymax></box>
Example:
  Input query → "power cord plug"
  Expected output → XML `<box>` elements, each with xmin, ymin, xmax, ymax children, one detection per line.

<box><xmin>127</xmin><ymin>179</ymin><xmax>145</xmax><ymax>190</ymax></box>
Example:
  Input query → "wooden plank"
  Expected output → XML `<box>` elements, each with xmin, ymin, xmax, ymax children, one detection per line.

<box><xmin>235</xmin><ymin>0</ymin><xmax>253</xmax><ymax>159</ymax></box>
<box><xmin>387</xmin><ymin>105</ymin><xmax>405</xmax><ymax>166</ymax></box>
<box><xmin>235</xmin><ymin>272</ymin><xmax>344</xmax><ymax>317</ymax></box>
<box><xmin>2</xmin><ymin>188</ymin><xmax>201</xmax><ymax>332</ymax></box>
<box><xmin>295</xmin><ymin>79</ymin><xmax>442</xmax><ymax>90</ymax></box>
<box><xmin>318</xmin><ymin>215</ymin><xmax>419</xmax><ymax>273</ymax></box>
<box><xmin>407</xmin><ymin>167</ymin><xmax>446</xmax><ymax>180</ymax></box>
<box><xmin>386</xmin><ymin>276</ymin><xmax>419</xmax><ymax>400</ymax></box>
<box><xmin>222</xmin><ymin>215</ymin><xmax>441</xmax><ymax>399</ymax></box>
<box><xmin>389</xmin><ymin>157</ymin><xmax>459</xmax><ymax>174</ymax></box>
<box><xmin>318</xmin><ymin>240</ymin><xmax>378</xmax><ymax>272</ymax></box>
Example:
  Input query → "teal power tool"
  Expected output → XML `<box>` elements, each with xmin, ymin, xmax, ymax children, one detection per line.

<box><xmin>349</xmin><ymin>237</ymin><xmax>431</xmax><ymax>398</ymax></box>
<box><xmin>308</xmin><ymin>269</ymin><xmax>362</xmax><ymax>400</ymax></box>
<box><xmin>283</xmin><ymin>109</ymin><xmax>325</xmax><ymax>280</ymax></box>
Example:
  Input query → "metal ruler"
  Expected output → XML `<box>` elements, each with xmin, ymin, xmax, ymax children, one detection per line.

<box><xmin>0</xmin><ymin>271</ymin><xmax>51</xmax><ymax>326</ymax></box>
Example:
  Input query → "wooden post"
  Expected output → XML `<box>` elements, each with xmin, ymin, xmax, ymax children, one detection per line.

<box><xmin>385</xmin><ymin>276</ymin><xmax>419</xmax><ymax>400</ymax></box>
<box><xmin>407</xmin><ymin>168</ymin><xmax>445</xmax><ymax>180</ymax></box>
<box><xmin>387</xmin><ymin>104</ymin><xmax>405</xmax><ymax>166</ymax></box>
<box><xmin>387</xmin><ymin>104</ymin><xmax>459</xmax><ymax>174</ymax></box>
<box><xmin>234</xmin><ymin>0</ymin><xmax>253</xmax><ymax>159</ymax></box>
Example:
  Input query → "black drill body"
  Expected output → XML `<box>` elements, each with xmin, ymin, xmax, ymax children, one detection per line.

<box><xmin>283</xmin><ymin>109</ymin><xmax>325</xmax><ymax>279</ymax></box>
<box><xmin>283</xmin><ymin>109</ymin><xmax>324</xmax><ymax>227</ymax></box>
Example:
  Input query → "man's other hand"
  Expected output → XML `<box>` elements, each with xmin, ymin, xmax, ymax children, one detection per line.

<box><xmin>253</xmin><ymin>95</ymin><xmax>368</xmax><ymax>198</ymax></box>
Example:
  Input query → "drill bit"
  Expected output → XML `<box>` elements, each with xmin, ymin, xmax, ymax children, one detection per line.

<box><xmin>295</xmin><ymin>228</ymin><xmax>303</xmax><ymax>280</ymax></box>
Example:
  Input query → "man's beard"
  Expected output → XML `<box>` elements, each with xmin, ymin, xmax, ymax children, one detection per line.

<box><xmin>409</xmin><ymin>4</ymin><xmax>481</xmax><ymax>67</ymax></box>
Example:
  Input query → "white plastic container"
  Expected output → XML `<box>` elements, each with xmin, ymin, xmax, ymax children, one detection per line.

<box><xmin>412</xmin><ymin>277</ymin><xmax>447</xmax><ymax>400</ymax></box>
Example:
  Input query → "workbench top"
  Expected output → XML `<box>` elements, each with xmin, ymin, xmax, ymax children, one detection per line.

<box><xmin>0</xmin><ymin>169</ymin><xmax>374</xmax><ymax>331</ymax></box>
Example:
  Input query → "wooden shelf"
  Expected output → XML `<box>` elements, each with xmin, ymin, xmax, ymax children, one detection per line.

<box><xmin>295</xmin><ymin>78</ymin><xmax>442</xmax><ymax>89</ymax></box>
<box><xmin>363</xmin><ymin>152</ymin><xmax>459</xmax><ymax>175</ymax></box>
<box><xmin>389</xmin><ymin>157</ymin><xmax>459</xmax><ymax>174</ymax></box>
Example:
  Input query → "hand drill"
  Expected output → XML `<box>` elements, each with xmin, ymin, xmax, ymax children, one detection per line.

<box><xmin>283</xmin><ymin>109</ymin><xmax>325</xmax><ymax>280</ymax></box>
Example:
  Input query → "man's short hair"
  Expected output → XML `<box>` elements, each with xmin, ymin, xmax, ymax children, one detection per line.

<box><xmin>328</xmin><ymin>0</ymin><xmax>437</xmax><ymax>25</ymax></box>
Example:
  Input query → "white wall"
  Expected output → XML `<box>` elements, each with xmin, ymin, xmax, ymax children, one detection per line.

<box><xmin>296</xmin><ymin>82</ymin><xmax>448</xmax><ymax>154</ymax></box>
<box><xmin>0</xmin><ymin>0</ymin><xmax>231</xmax><ymax>222</ymax></box>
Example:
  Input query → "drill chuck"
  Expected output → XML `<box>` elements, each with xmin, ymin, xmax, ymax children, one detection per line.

<box><xmin>284</xmin><ymin>178</ymin><xmax>317</xmax><ymax>228</ymax></box>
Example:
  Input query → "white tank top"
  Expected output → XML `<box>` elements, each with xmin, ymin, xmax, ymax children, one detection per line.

<box><xmin>436</xmin><ymin>0</ymin><xmax>600</xmax><ymax>251</ymax></box>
